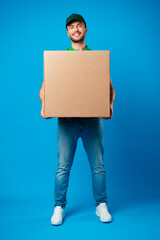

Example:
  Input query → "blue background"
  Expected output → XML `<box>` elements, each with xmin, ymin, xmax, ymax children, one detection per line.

<box><xmin>0</xmin><ymin>0</ymin><xmax>160</xmax><ymax>239</ymax></box>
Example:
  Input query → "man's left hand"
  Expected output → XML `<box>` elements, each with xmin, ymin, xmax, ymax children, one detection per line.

<box><xmin>103</xmin><ymin>103</ymin><xmax>113</xmax><ymax>120</ymax></box>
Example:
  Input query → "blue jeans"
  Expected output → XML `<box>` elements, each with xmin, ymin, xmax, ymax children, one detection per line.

<box><xmin>54</xmin><ymin>117</ymin><xmax>107</xmax><ymax>208</ymax></box>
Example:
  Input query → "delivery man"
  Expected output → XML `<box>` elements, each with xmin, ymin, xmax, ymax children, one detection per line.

<box><xmin>39</xmin><ymin>13</ymin><xmax>115</xmax><ymax>226</ymax></box>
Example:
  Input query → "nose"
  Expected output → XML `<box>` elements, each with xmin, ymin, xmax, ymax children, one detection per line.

<box><xmin>73</xmin><ymin>25</ymin><xmax>79</xmax><ymax>32</ymax></box>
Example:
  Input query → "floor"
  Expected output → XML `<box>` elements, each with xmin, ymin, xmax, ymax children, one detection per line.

<box><xmin>1</xmin><ymin>197</ymin><xmax>160</xmax><ymax>240</ymax></box>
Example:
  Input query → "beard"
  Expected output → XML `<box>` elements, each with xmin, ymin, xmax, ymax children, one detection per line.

<box><xmin>71</xmin><ymin>37</ymin><xmax>85</xmax><ymax>43</ymax></box>
<box><xmin>69</xmin><ymin>32</ymin><xmax>85</xmax><ymax>43</ymax></box>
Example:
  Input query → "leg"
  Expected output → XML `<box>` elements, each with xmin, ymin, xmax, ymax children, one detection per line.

<box><xmin>54</xmin><ymin>118</ymin><xmax>78</xmax><ymax>208</ymax></box>
<box><xmin>81</xmin><ymin>118</ymin><xmax>107</xmax><ymax>207</ymax></box>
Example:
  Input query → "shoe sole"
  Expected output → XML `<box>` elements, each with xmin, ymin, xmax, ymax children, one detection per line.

<box><xmin>96</xmin><ymin>210</ymin><xmax>112</xmax><ymax>223</ymax></box>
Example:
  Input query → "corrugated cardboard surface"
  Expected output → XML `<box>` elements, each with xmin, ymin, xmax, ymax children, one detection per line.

<box><xmin>44</xmin><ymin>51</ymin><xmax>110</xmax><ymax>118</ymax></box>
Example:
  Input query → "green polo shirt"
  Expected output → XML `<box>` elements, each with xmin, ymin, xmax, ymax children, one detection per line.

<box><xmin>65</xmin><ymin>45</ymin><xmax>91</xmax><ymax>51</ymax></box>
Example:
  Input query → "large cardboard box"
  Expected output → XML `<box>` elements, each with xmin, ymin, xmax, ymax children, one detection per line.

<box><xmin>44</xmin><ymin>50</ymin><xmax>110</xmax><ymax>118</ymax></box>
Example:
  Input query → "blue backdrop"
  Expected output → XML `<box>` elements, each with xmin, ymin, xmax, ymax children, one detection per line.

<box><xmin>0</xmin><ymin>0</ymin><xmax>160</xmax><ymax>239</ymax></box>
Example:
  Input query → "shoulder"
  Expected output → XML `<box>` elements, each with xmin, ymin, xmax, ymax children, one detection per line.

<box><xmin>64</xmin><ymin>46</ymin><xmax>71</xmax><ymax>51</ymax></box>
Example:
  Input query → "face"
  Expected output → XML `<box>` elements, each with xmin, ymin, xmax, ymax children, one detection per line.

<box><xmin>67</xmin><ymin>20</ymin><xmax>87</xmax><ymax>43</ymax></box>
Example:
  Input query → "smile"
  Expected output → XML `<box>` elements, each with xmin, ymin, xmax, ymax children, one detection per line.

<box><xmin>74</xmin><ymin>33</ymin><xmax>81</xmax><ymax>36</ymax></box>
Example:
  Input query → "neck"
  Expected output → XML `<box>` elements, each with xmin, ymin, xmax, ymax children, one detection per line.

<box><xmin>71</xmin><ymin>40</ymin><xmax>86</xmax><ymax>51</ymax></box>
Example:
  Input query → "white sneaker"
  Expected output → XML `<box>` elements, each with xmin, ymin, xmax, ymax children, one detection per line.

<box><xmin>51</xmin><ymin>206</ymin><xmax>65</xmax><ymax>225</ymax></box>
<box><xmin>96</xmin><ymin>202</ymin><xmax>112</xmax><ymax>223</ymax></box>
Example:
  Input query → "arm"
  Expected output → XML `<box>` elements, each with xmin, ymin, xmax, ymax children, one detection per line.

<box><xmin>103</xmin><ymin>77</ymin><xmax>115</xmax><ymax>120</ymax></box>
<box><xmin>110</xmin><ymin>77</ymin><xmax>115</xmax><ymax>105</ymax></box>
<box><xmin>39</xmin><ymin>80</ymin><xmax>45</xmax><ymax>118</ymax></box>
<box><xmin>109</xmin><ymin>77</ymin><xmax>115</xmax><ymax>118</ymax></box>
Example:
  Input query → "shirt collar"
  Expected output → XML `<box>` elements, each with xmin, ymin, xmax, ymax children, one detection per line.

<box><xmin>68</xmin><ymin>45</ymin><xmax>90</xmax><ymax>51</ymax></box>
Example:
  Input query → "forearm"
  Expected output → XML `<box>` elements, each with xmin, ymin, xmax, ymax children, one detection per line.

<box><xmin>39</xmin><ymin>89</ymin><xmax>44</xmax><ymax>104</ymax></box>
<box><xmin>110</xmin><ymin>77</ymin><xmax>115</xmax><ymax>105</ymax></box>
<box><xmin>39</xmin><ymin>81</ymin><xmax>44</xmax><ymax>104</ymax></box>
<box><xmin>110</xmin><ymin>85</ymin><xmax>115</xmax><ymax>105</ymax></box>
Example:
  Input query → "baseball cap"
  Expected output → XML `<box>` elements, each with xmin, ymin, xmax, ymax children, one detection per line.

<box><xmin>66</xmin><ymin>13</ymin><xmax>86</xmax><ymax>29</ymax></box>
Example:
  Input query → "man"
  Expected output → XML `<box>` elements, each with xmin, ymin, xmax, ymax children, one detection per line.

<box><xmin>39</xmin><ymin>13</ymin><xmax>115</xmax><ymax>226</ymax></box>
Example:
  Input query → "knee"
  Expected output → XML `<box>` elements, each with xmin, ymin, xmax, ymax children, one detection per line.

<box><xmin>92</xmin><ymin>164</ymin><xmax>106</xmax><ymax>175</ymax></box>
<box><xmin>56</xmin><ymin>162</ymin><xmax>72</xmax><ymax>177</ymax></box>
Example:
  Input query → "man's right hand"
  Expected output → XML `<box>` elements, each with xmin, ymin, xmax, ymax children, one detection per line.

<box><xmin>40</xmin><ymin>102</ymin><xmax>52</xmax><ymax>119</ymax></box>
<box><xmin>41</xmin><ymin>102</ymin><xmax>45</xmax><ymax>118</ymax></box>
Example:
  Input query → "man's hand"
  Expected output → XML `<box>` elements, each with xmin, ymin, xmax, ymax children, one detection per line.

<box><xmin>39</xmin><ymin>81</ymin><xmax>52</xmax><ymax>119</ymax></box>
<box><xmin>41</xmin><ymin>102</ymin><xmax>45</xmax><ymax>118</ymax></box>
<box><xmin>103</xmin><ymin>77</ymin><xmax>115</xmax><ymax>120</ymax></box>
<box><xmin>103</xmin><ymin>103</ymin><xmax>113</xmax><ymax>120</ymax></box>
<box><xmin>40</xmin><ymin>102</ymin><xmax>52</xmax><ymax>119</ymax></box>
<box><xmin>110</xmin><ymin>103</ymin><xmax>113</xmax><ymax>118</ymax></box>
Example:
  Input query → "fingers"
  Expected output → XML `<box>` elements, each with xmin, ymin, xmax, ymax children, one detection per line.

<box><xmin>41</xmin><ymin>109</ymin><xmax>45</xmax><ymax>118</ymax></box>
<box><xmin>110</xmin><ymin>104</ymin><xmax>113</xmax><ymax>118</ymax></box>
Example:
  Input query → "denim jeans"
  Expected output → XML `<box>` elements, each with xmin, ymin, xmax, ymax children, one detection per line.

<box><xmin>54</xmin><ymin>117</ymin><xmax>107</xmax><ymax>208</ymax></box>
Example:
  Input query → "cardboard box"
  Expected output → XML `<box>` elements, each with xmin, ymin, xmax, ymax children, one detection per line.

<box><xmin>44</xmin><ymin>50</ymin><xmax>110</xmax><ymax>118</ymax></box>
